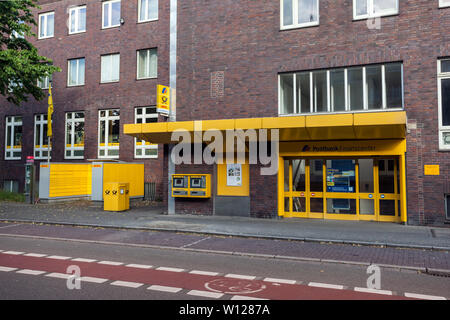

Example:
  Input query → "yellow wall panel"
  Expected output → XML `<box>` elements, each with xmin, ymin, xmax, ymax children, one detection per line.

<box><xmin>103</xmin><ymin>163</ymin><xmax>144</xmax><ymax>197</ymax></box>
<box><xmin>49</xmin><ymin>164</ymin><xmax>91</xmax><ymax>198</ymax></box>
<box><xmin>217</xmin><ymin>162</ymin><xmax>249</xmax><ymax>196</ymax></box>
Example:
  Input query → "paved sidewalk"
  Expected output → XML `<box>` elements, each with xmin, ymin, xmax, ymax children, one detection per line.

<box><xmin>0</xmin><ymin>200</ymin><xmax>450</xmax><ymax>250</ymax></box>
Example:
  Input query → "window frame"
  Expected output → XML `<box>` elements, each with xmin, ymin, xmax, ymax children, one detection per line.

<box><xmin>439</xmin><ymin>0</ymin><xmax>450</xmax><ymax>8</ymax></box>
<box><xmin>438</xmin><ymin>59</ymin><xmax>450</xmax><ymax>150</ymax></box>
<box><xmin>101</xmin><ymin>53</ymin><xmax>121</xmax><ymax>83</ymax></box>
<box><xmin>134</xmin><ymin>107</ymin><xmax>158</xmax><ymax>159</ymax></box>
<box><xmin>67</xmin><ymin>58</ymin><xmax>85</xmax><ymax>87</ymax></box>
<box><xmin>136</xmin><ymin>48</ymin><xmax>158</xmax><ymax>80</ymax></box>
<box><xmin>38</xmin><ymin>11</ymin><xmax>55</xmax><ymax>39</ymax></box>
<box><xmin>98</xmin><ymin>109</ymin><xmax>120</xmax><ymax>159</ymax></box>
<box><xmin>280</xmin><ymin>0</ymin><xmax>320</xmax><ymax>30</ymax></box>
<box><xmin>65</xmin><ymin>112</ymin><xmax>85</xmax><ymax>159</ymax></box>
<box><xmin>102</xmin><ymin>0</ymin><xmax>121</xmax><ymax>29</ymax></box>
<box><xmin>353</xmin><ymin>0</ymin><xmax>399</xmax><ymax>20</ymax></box>
<box><xmin>138</xmin><ymin>0</ymin><xmax>158</xmax><ymax>23</ymax></box>
<box><xmin>69</xmin><ymin>5</ymin><xmax>87</xmax><ymax>35</ymax></box>
<box><xmin>4</xmin><ymin>116</ymin><xmax>22</xmax><ymax>161</ymax></box>
<box><xmin>34</xmin><ymin>114</ymin><xmax>51</xmax><ymax>160</ymax></box>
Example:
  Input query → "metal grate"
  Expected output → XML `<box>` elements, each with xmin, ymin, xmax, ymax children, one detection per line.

<box><xmin>144</xmin><ymin>182</ymin><xmax>156</xmax><ymax>201</ymax></box>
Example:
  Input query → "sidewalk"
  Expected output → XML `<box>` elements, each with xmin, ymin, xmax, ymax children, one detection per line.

<box><xmin>1</xmin><ymin>200</ymin><xmax>449</xmax><ymax>251</ymax></box>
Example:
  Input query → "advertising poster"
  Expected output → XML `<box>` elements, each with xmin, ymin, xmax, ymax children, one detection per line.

<box><xmin>226</xmin><ymin>163</ymin><xmax>242</xmax><ymax>186</ymax></box>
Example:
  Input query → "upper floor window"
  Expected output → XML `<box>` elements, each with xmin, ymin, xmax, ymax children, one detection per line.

<box><xmin>68</xmin><ymin>58</ymin><xmax>85</xmax><ymax>86</ymax></box>
<box><xmin>440</xmin><ymin>0</ymin><xmax>450</xmax><ymax>8</ymax></box>
<box><xmin>138</xmin><ymin>0</ymin><xmax>158</xmax><ymax>22</ymax></box>
<box><xmin>101</xmin><ymin>53</ymin><xmax>120</xmax><ymax>83</ymax></box>
<box><xmin>279</xmin><ymin>62</ymin><xmax>403</xmax><ymax>115</ymax></box>
<box><xmin>5</xmin><ymin>116</ymin><xmax>22</xmax><ymax>160</ymax></box>
<box><xmin>69</xmin><ymin>5</ymin><xmax>86</xmax><ymax>34</ymax></box>
<box><xmin>137</xmin><ymin>48</ymin><xmax>157</xmax><ymax>79</ymax></box>
<box><xmin>38</xmin><ymin>12</ymin><xmax>54</xmax><ymax>39</ymax></box>
<box><xmin>281</xmin><ymin>0</ymin><xmax>319</xmax><ymax>30</ymax></box>
<box><xmin>438</xmin><ymin>59</ymin><xmax>450</xmax><ymax>150</ymax></box>
<box><xmin>65</xmin><ymin>112</ymin><xmax>85</xmax><ymax>159</ymax></box>
<box><xmin>102</xmin><ymin>0</ymin><xmax>121</xmax><ymax>29</ymax></box>
<box><xmin>353</xmin><ymin>0</ymin><xmax>398</xmax><ymax>20</ymax></box>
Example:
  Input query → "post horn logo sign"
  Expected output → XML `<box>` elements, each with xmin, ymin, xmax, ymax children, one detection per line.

<box><xmin>302</xmin><ymin>145</ymin><xmax>310</xmax><ymax>152</ymax></box>
<box><xmin>157</xmin><ymin>85</ymin><xmax>170</xmax><ymax>115</ymax></box>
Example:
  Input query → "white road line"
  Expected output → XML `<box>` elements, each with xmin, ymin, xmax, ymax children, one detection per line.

<box><xmin>71</xmin><ymin>258</ymin><xmax>97</xmax><ymax>263</ymax></box>
<box><xmin>189</xmin><ymin>270</ymin><xmax>220</xmax><ymax>276</ymax></box>
<box><xmin>110</xmin><ymin>281</ymin><xmax>143</xmax><ymax>288</ymax></box>
<box><xmin>354</xmin><ymin>287</ymin><xmax>392</xmax><ymax>295</ymax></box>
<box><xmin>45</xmin><ymin>273</ymin><xmax>71</xmax><ymax>279</ymax></box>
<box><xmin>263</xmin><ymin>277</ymin><xmax>296</xmax><ymax>285</ymax></box>
<box><xmin>47</xmin><ymin>255</ymin><xmax>71</xmax><ymax>260</ymax></box>
<box><xmin>97</xmin><ymin>261</ymin><xmax>124</xmax><ymax>266</ymax></box>
<box><xmin>187</xmin><ymin>290</ymin><xmax>223</xmax><ymax>299</ymax></box>
<box><xmin>224</xmin><ymin>274</ymin><xmax>256</xmax><ymax>280</ymax></box>
<box><xmin>148</xmin><ymin>285</ymin><xmax>182</xmax><ymax>293</ymax></box>
<box><xmin>3</xmin><ymin>251</ymin><xmax>24</xmax><ymax>255</ymax></box>
<box><xmin>404</xmin><ymin>292</ymin><xmax>446</xmax><ymax>300</ymax></box>
<box><xmin>308</xmin><ymin>282</ymin><xmax>344</xmax><ymax>290</ymax></box>
<box><xmin>156</xmin><ymin>267</ymin><xmax>185</xmax><ymax>273</ymax></box>
<box><xmin>16</xmin><ymin>269</ymin><xmax>46</xmax><ymax>276</ymax></box>
<box><xmin>125</xmin><ymin>264</ymin><xmax>153</xmax><ymax>269</ymax></box>
<box><xmin>80</xmin><ymin>276</ymin><xmax>108</xmax><ymax>284</ymax></box>
<box><xmin>24</xmin><ymin>253</ymin><xmax>47</xmax><ymax>258</ymax></box>
<box><xmin>231</xmin><ymin>295</ymin><xmax>268</xmax><ymax>300</ymax></box>
<box><xmin>0</xmin><ymin>266</ymin><xmax>18</xmax><ymax>272</ymax></box>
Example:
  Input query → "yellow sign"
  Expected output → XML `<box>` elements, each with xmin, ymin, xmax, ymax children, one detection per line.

<box><xmin>424</xmin><ymin>165</ymin><xmax>440</xmax><ymax>176</ymax></box>
<box><xmin>157</xmin><ymin>85</ymin><xmax>170</xmax><ymax>115</ymax></box>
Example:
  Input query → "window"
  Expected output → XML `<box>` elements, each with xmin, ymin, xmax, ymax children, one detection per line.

<box><xmin>3</xmin><ymin>180</ymin><xmax>19</xmax><ymax>193</ymax></box>
<box><xmin>446</xmin><ymin>194</ymin><xmax>450</xmax><ymax>220</ymax></box>
<box><xmin>34</xmin><ymin>114</ymin><xmax>51</xmax><ymax>159</ymax></box>
<box><xmin>137</xmin><ymin>48</ymin><xmax>157</xmax><ymax>79</ymax></box>
<box><xmin>68</xmin><ymin>58</ymin><xmax>85</xmax><ymax>86</ymax></box>
<box><xmin>281</xmin><ymin>0</ymin><xmax>319</xmax><ymax>29</ymax></box>
<box><xmin>101</xmin><ymin>54</ymin><xmax>120</xmax><ymax>83</ymax></box>
<box><xmin>98</xmin><ymin>109</ymin><xmax>120</xmax><ymax>158</ymax></box>
<box><xmin>438</xmin><ymin>59</ymin><xmax>450</xmax><ymax>150</ymax></box>
<box><xmin>102</xmin><ymin>0</ymin><xmax>121</xmax><ymax>29</ymax></box>
<box><xmin>5</xmin><ymin>116</ymin><xmax>22</xmax><ymax>160</ymax></box>
<box><xmin>69</xmin><ymin>5</ymin><xmax>86</xmax><ymax>34</ymax></box>
<box><xmin>353</xmin><ymin>0</ymin><xmax>398</xmax><ymax>20</ymax></box>
<box><xmin>279</xmin><ymin>62</ymin><xmax>403</xmax><ymax>115</ymax></box>
<box><xmin>135</xmin><ymin>107</ymin><xmax>158</xmax><ymax>158</ymax></box>
<box><xmin>138</xmin><ymin>0</ymin><xmax>158</xmax><ymax>22</ymax></box>
<box><xmin>65</xmin><ymin>112</ymin><xmax>85</xmax><ymax>159</ymax></box>
<box><xmin>38</xmin><ymin>12</ymin><xmax>54</xmax><ymax>39</ymax></box>
<box><xmin>440</xmin><ymin>0</ymin><xmax>450</xmax><ymax>8</ymax></box>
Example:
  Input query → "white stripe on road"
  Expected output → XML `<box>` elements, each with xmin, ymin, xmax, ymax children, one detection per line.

<box><xmin>47</xmin><ymin>255</ymin><xmax>71</xmax><ymax>260</ymax></box>
<box><xmin>3</xmin><ymin>251</ymin><xmax>24</xmax><ymax>255</ymax></box>
<box><xmin>148</xmin><ymin>285</ymin><xmax>182</xmax><ymax>293</ymax></box>
<box><xmin>263</xmin><ymin>277</ymin><xmax>297</xmax><ymax>285</ymax></box>
<box><xmin>45</xmin><ymin>273</ymin><xmax>71</xmax><ymax>279</ymax></box>
<box><xmin>125</xmin><ymin>264</ymin><xmax>153</xmax><ymax>269</ymax></box>
<box><xmin>71</xmin><ymin>258</ymin><xmax>97</xmax><ymax>263</ymax></box>
<box><xmin>187</xmin><ymin>290</ymin><xmax>223</xmax><ymax>299</ymax></box>
<box><xmin>0</xmin><ymin>266</ymin><xmax>18</xmax><ymax>272</ymax></box>
<box><xmin>156</xmin><ymin>267</ymin><xmax>185</xmax><ymax>273</ymax></box>
<box><xmin>110</xmin><ymin>281</ymin><xmax>143</xmax><ymax>288</ymax></box>
<box><xmin>24</xmin><ymin>253</ymin><xmax>47</xmax><ymax>258</ymax></box>
<box><xmin>231</xmin><ymin>295</ymin><xmax>268</xmax><ymax>300</ymax></box>
<box><xmin>308</xmin><ymin>282</ymin><xmax>344</xmax><ymax>290</ymax></box>
<box><xmin>354</xmin><ymin>287</ymin><xmax>392</xmax><ymax>295</ymax></box>
<box><xmin>404</xmin><ymin>292</ymin><xmax>446</xmax><ymax>300</ymax></box>
<box><xmin>80</xmin><ymin>276</ymin><xmax>108</xmax><ymax>284</ymax></box>
<box><xmin>16</xmin><ymin>269</ymin><xmax>46</xmax><ymax>276</ymax></box>
<box><xmin>189</xmin><ymin>270</ymin><xmax>220</xmax><ymax>276</ymax></box>
<box><xmin>97</xmin><ymin>261</ymin><xmax>124</xmax><ymax>266</ymax></box>
<box><xmin>225</xmin><ymin>274</ymin><xmax>256</xmax><ymax>280</ymax></box>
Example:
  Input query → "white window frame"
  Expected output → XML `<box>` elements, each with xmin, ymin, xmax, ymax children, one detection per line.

<box><xmin>280</xmin><ymin>0</ymin><xmax>320</xmax><ymax>30</ymax></box>
<box><xmin>65</xmin><ymin>112</ymin><xmax>85</xmax><ymax>159</ymax></box>
<box><xmin>438</xmin><ymin>59</ymin><xmax>450</xmax><ymax>150</ymax></box>
<box><xmin>5</xmin><ymin>116</ymin><xmax>22</xmax><ymax>160</ymax></box>
<box><xmin>353</xmin><ymin>0</ymin><xmax>399</xmax><ymax>20</ymax></box>
<box><xmin>440</xmin><ymin>0</ymin><xmax>450</xmax><ymax>8</ymax></box>
<box><xmin>69</xmin><ymin>5</ymin><xmax>86</xmax><ymax>35</ymax></box>
<box><xmin>34</xmin><ymin>114</ymin><xmax>51</xmax><ymax>160</ymax></box>
<box><xmin>136</xmin><ymin>48</ymin><xmax>158</xmax><ymax>79</ymax></box>
<box><xmin>38</xmin><ymin>11</ymin><xmax>54</xmax><ymax>39</ymax></box>
<box><xmin>37</xmin><ymin>75</ymin><xmax>50</xmax><ymax>89</ymax></box>
<box><xmin>101</xmin><ymin>53</ymin><xmax>120</xmax><ymax>83</ymax></box>
<box><xmin>138</xmin><ymin>0</ymin><xmax>158</xmax><ymax>23</ymax></box>
<box><xmin>134</xmin><ymin>107</ymin><xmax>158</xmax><ymax>159</ymax></box>
<box><xmin>102</xmin><ymin>0</ymin><xmax>121</xmax><ymax>29</ymax></box>
<box><xmin>279</xmin><ymin>62</ymin><xmax>404</xmax><ymax>115</ymax></box>
<box><xmin>67</xmin><ymin>58</ymin><xmax>85</xmax><ymax>87</ymax></box>
<box><xmin>98</xmin><ymin>109</ymin><xmax>120</xmax><ymax>159</ymax></box>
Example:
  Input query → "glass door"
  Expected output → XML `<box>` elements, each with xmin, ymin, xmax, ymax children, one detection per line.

<box><xmin>376</xmin><ymin>158</ymin><xmax>400</xmax><ymax>222</ymax></box>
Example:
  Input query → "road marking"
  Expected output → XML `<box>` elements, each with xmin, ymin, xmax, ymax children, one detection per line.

<box><xmin>125</xmin><ymin>264</ymin><xmax>153</xmax><ymax>269</ymax></box>
<box><xmin>404</xmin><ymin>292</ymin><xmax>446</xmax><ymax>300</ymax></box>
<box><xmin>189</xmin><ymin>270</ymin><xmax>220</xmax><ymax>276</ymax></box>
<box><xmin>354</xmin><ymin>287</ymin><xmax>392</xmax><ymax>295</ymax></box>
<box><xmin>263</xmin><ymin>277</ymin><xmax>296</xmax><ymax>285</ymax></box>
<box><xmin>156</xmin><ymin>267</ymin><xmax>185</xmax><ymax>273</ymax></box>
<box><xmin>0</xmin><ymin>266</ymin><xmax>18</xmax><ymax>272</ymax></box>
<box><xmin>71</xmin><ymin>258</ymin><xmax>97</xmax><ymax>263</ymax></box>
<box><xmin>225</xmin><ymin>274</ymin><xmax>256</xmax><ymax>280</ymax></box>
<box><xmin>3</xmin><ymin>251</ymin><xmax>24</xmax><ymax>255</ymax></box>
<box><xmin>97</xmin><ymin>261</ymin><xmax>124</xmax><ymax>266</ymax></box>
<box><xmin>45</xmin><ymin>273</ymin><xmax>71</xmax><ymax>279</ymax></box>
<box><xmin>308</xmin><ymin>282</ymin><xmax>344</xmax><ymax>290</ymax></box>
<box><xmin>181</xmin><ymin>237</ymin><xmax>210</xmax><ymax>248</ymax></box>
<box><xmin>24</xmin><ymin>253</ymin><xmax>47</xmax><ymax>258</ymax></box>
<box><xmin>110</xmin><ymin>281</ymin><xmax>143</xmax><ymax>288</ymax></box>
<box><xmin>80</xmin><ymin>276</ymin><xmax>108</xmax><ymax>284</ymax></box>
<box><xmin>47</xmin><ymin>255</ymin><xmax>71</xmax><ymax>260</ymax></box>
<box><xmin>231</xmin><ymin>295</ymin><xmax>268</xmax><ymax>300</ymax></box>
<box><xmin>148</xmin><ymin>285</ymin><xmax>182</xmax><ymax>293</ymax></box>
<box><xmin>16</xmin><ymin>269</ymin><xmax>46</xmax><ymax>276</ymax></box>
<box><xmin>187</xmin><ymin>290</ymin><xmax>223</xmax><ymax>299</ymax></box>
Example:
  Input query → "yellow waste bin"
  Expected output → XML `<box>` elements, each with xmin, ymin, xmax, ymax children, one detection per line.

<box><xmin>104</xmin><ymin>182</ymin><xmax>130</xmax><ymax>211</ymax></box>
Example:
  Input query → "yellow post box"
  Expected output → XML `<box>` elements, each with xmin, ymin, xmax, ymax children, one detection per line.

<box><xmin>104</xmin><ymin>182</ymin><xmax>130</xmax><ymax>211</ymax></box>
